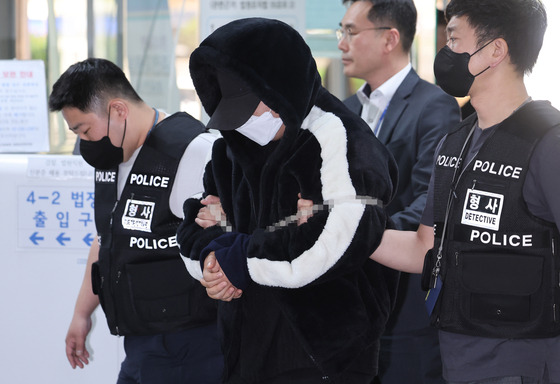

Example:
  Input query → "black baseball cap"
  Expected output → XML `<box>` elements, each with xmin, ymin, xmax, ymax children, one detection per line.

<box><xmin>207</xmin><ymin>71</ymin><xmax>261</xmax><ymax>131</ymax></box>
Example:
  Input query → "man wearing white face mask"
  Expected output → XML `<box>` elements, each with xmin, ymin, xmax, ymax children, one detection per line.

<box><xmin>177</xmin><ymin>18</ymin><xmax>400</xmax><ymax>384</ymax></box>
<box><xmin>234</xmin><ymin>107</ymin><xmax>284</xmax><ymax>146</ymax></box>
<box><xmin>205</xmin><ymin>71</ymin><xmax>285</xmax><ymax>145</ymax></box>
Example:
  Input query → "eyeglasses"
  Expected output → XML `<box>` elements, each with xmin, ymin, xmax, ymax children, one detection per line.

<box><xmin>336</xmin><ymin>26</ymin><xmax>392</xmax><ymax>42</ymax></box>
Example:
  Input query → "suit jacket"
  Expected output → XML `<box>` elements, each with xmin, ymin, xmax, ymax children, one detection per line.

<box><xmin>345</xmin><ymin>68</ymin><xmax>460</xmax><ymax>332</ymax></box>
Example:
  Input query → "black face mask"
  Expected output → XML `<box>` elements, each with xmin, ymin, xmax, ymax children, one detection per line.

<box><xmin>433</xmin><ymin>41</ymin><xmax>493</xmax><ymax>97</ymax></box>
<box><xmin>80</xmin><ymin>109</ymin><xmax>126</xmax><ymax>170</ymax></box>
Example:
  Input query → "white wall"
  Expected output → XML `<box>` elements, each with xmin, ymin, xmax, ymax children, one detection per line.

<box><xmin>525</xmin><ymin>0</ymin><xmax>559</xmax><ymax>109</ymax></box>
<box><xmin>0</xmin><ymin>154</ymin><xmax>122</xmax><ymax>384</ymax></box>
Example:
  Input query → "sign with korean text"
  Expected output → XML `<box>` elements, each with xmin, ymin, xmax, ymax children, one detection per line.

<box><xmin>0</xmin><ymin>60</ymin><xmax>49</xmax><ymax>153</ymax></box>
<box><xmin>200</xmin><ymin>0</ymin><xmax>305</xmax><ymax>40</ymax></box>
<box><xmin>17</xmin><ymin>156</ymin><xmax>95</xmax><ymax>249</ymax></box>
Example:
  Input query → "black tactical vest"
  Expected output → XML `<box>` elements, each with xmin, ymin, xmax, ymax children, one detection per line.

<box><xmin>92</xmin><ymin>112</ymin><xmax>216</xmax><ymax>335</ymax></box>
<box><xmin>429</xmin><ymin>101</ymin><xmax>560</xmax><ymax>338</ymax></box>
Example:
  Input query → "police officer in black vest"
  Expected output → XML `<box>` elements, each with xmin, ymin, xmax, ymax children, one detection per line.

<box><xmin>369</xmin><ymin>0</ymin><xmax>560</xmax><ymax>383</ymax></box>
<box><xmin>49</xmin><ymin>58</ymin><xmax>222</xmax><ymax>384</ymax></box>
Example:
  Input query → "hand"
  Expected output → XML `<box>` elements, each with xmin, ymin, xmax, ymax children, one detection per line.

<box><xmin>297</xmin><ymin>193</ymin><xmax>314</xmax><ymax>225</ymax></box>
<box><xmin>65</xmin><ymin>313</ymin><xmax>92</xmax><ymax>369</ymax></box>
<box><xmin>200</xmin><ymin>252</ymin><xmax>243</xmax><ymax>301</ymax></box>
<box><xmin>195</xmin><ymin>195</ymin><xmax>226</xmax><ymax>229</ymax></box>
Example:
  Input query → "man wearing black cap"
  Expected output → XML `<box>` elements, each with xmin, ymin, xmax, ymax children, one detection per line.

<box><xmin>177</xmin><ymin>18</ymin><xmax>399</xmax><ymax>384</ymax></box>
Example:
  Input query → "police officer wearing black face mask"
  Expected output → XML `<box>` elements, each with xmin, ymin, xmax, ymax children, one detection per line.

<box><xmin>369</xmin><ymin>0</ymin><xmax>560</xmax><ymax>383</ymax></box>
<box><xmin>49</xmin><ymin>58</ymin><xmax>223</xmax><ymax>384</ymax></box>
<box><xmin>433</xmin><ymin>39</ymin><xmax>494</xmax><ymax>98</ymax></box>
<box><xmin>77</xmin><ymin>104</ymin><xmax>126</xmax><ymax>170</ymax></box>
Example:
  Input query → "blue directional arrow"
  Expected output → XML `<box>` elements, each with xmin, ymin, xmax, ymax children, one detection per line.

<box><xmin>29</xmin><ymin>232</ymin><xmax>44</xmax><ymax>245</ymax></box>
<box><xmin>83</xmin><ymin>233</ymin><xmax>94</xmax><ymax>247</ymax></box>
<box><xmin>56</xmin><ymin>232</ymin><xmax>71</xmax><ymax>246</ymax></box>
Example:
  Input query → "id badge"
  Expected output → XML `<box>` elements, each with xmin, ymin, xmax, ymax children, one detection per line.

<box><xmin>425</xmin><ymin>275</ymin><xmax>442</xmax><ymax>316</ymax></box>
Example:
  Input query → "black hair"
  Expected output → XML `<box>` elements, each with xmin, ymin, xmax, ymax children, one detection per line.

<box><xmin>48</xmin><ymin>58</ymin><xmax>142</xmax><ymax>113</ymax></box>
<box><xmin>343</xmin><ymin>0</ymin><xmax>417</xmax><ymax>53</ymax></box>
<box><xmin>445</xmin><ymin>0</ymin><xmax>547</xmax><ymax>75</ymax></box>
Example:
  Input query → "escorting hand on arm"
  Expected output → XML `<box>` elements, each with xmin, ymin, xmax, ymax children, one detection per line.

<box><xmin>195</xmin><ymin>195</ymin><xmax>226</xmax><ymax>229</ymax></box>
<box><xmin>369</xmin><ymin>224</ymin><xmax>434</xmax><ymax>274</ymax></box>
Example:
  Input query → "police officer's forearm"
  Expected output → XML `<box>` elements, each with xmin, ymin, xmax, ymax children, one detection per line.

<box><xmin>370</xmin><ymin>224</ymin><xmax>433</xmax><ymax>273</ymax></box>
<box><xmin>73</xmin><ymin>239</ymin><xmax>100</xmax><ymax>318</ymax></box>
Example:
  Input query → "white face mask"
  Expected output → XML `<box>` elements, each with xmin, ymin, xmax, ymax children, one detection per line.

<box><xmin>235</xmin><ymin>111</ymin><xmax>284</xmax><ymax>146</ymax></box>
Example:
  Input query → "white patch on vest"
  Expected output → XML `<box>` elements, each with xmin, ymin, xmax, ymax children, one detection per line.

<box><xmin>122</xmin><ymin>199</ymin><xmax>155</xmax><ymax>232</ymax></box>
<box><xmin>461</xmin><ymin>188</ymin><xmax>504</xmax><ymax>231</ymax></box>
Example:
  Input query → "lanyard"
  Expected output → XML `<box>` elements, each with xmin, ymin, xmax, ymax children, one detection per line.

<box><xmin>145</xmin><ymin>108</ymin><xmax>160</xmax><ymax>140</ymax></box>
<box><xmin>432</xmin><ymin>124</ymin><xmax>476</xmax><ymax>288</ymax></box>
<box><xmin>151</xmin><ymin>108</ymin><xmax>159</xmax><ymax>131</ymax></box>
<box><xmin>373</xmin><ymin>104</ymin><xmax>389</xmax><ymax>137</ymax></box>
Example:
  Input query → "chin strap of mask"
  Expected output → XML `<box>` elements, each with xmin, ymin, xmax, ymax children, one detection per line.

<box><xmin>107</xmin><ymin>106</ymin><xmax>127</xmax><ymax>148</ymax></box>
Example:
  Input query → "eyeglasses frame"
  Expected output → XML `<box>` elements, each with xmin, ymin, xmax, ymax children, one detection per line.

<box><xmin>336</xmin><ymin>26</ymin><xmax>393</xmax><ymax>42</ymax></box>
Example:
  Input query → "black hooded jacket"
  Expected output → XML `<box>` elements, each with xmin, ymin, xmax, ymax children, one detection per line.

<box><xmin>177</xmin><ymin>18</ymin><xmax>399</xmax><ymax>383</ymax></box>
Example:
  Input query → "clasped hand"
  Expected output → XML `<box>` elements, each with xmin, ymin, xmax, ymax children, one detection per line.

<box><xmin>196</xmin><ymin>194</ymin><xmax>314</xmax><ymax>301</ymax></box>
<box><xmin>196</xmin><ymin>196</ymin><xmax>242</xmax><ymax>301</ymax></box>
<box><xmin>200</xmin><ymin>251</ymin><xmax>243</xmax><ymax>301</ymax></box>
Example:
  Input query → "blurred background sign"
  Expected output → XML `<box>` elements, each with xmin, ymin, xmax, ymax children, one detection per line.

<box><xmin>0</xmin><ymin>60</ymin><xmax>49</xmax><ymax>153</ymax></box>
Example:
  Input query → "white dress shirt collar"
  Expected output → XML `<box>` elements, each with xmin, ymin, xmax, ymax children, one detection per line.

<box><xmin>356</xmin><ymin>63</ymin><xmax>412</xmax><ymax>135</ymax></box>
<box><xmin>356</xmin><ymin>62</ymin><xmax>412</xmax><ymax>108</ymax></box>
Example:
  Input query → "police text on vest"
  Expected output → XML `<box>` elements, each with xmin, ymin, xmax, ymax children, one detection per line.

<box><xmin>96</xmin><ymin>170</ymin><xmax>116</xmax><ymax>183</ymax></box>
<box><xmin>470</xmin><ymin>229</ymin><xmax>532</xmax><ymax>247</ymax></box>
<box><xmin>437</xmin><ymin>155</ymin><xmax>460</xmax><ymax>168</ymax></box>
<box><xmin>129</xmin><ymin>173</ymin><xmax>170</xmax><ymax>188</ymax></box>
<box><xmin>472</xmin><ymin>160</ymin><xmax>522</xmax><ymax>179</ymax></box>
<box><xmin>129</xmin><ymin>235</ymin><xmax>178</xmax><ymax>249</ymax></box>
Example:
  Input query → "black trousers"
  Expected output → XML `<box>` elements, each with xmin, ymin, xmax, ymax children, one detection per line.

<box><xmin>117</xmin><ymin>323</ymin><xmax>223</xmax><ymax>384</ymax></box>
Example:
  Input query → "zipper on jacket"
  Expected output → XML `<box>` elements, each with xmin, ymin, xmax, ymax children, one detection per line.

<box><xmin>109</xmin><ymin>199</ymin><xmax>118</xmax><ymax>227</ymax></box>
<box><xmin>454</xmin><ymin>155</ymin><xmax>476</xmax><ymax>189</ymax></box>
<box><xmin>471</xmin><ymin>178</ymin><xmax>506</xmax><ymax>191</ymax></box>
<box><xmin>108</xmin><ymin>197</ymin><xmax>120</xmax><ymax>335</ymax></box>
<box><xmin>308</xmin><ymin>354</ymin><xmax>331</xmax><ymax>381</ymax></box>
<box><xmin>450</xmin><ymin>124</ymin><xmax>481</xmax><ymax>191</ymax></box>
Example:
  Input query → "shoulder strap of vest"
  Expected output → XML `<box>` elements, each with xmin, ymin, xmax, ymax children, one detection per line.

<box><xmin>145</xmin><ymin>112</ymin><xmax>206</xmax><ymax>160</ymax></box>
<box><xmin>95</xmin><ymin>113</ymin><xmax>206</xmax><ymax>233</ymax></box>
<box><xmin>120</xmin><ymin>112</ymin><xmax>206</xmax><ymax>202</ymax></box>
<box><xmin>453</xmin><ymin>111</ymin><xmax>478</xmax><ymax>135</ymax></box>
<box><xmin>500</xmin><ymin>100</ymin><xmax>560</xmax><ymax>142</ymax></box>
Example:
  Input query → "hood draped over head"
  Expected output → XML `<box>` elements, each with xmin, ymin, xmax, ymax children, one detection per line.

<box><xmin>189</xmin><ymin>18</ymin><xmax>322</xmax><ymax>146</ymax></box>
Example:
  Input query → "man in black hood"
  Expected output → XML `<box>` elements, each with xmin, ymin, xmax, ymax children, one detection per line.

<box><xmin>177</xmin><ymin>18</ymin><xmax>399</xmax><ymax>383</ymax></box>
